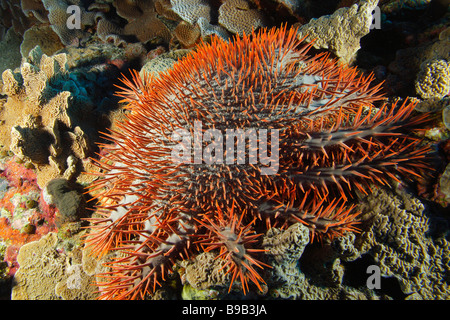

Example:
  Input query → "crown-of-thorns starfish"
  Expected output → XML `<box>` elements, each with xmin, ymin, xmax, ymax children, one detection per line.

<box><xmin>84</xmin><ymin>26</ymin><xmax>431</xmax><ymax>299</ymax></box>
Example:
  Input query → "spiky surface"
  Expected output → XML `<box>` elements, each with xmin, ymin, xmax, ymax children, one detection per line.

<box><xmin>85</xmin><ymin>27</ymin><xmax>431</xmax><ymax>299</ymax></box>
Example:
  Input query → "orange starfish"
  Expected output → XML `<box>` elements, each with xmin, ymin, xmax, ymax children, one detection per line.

<box><xmin>84</xmin><ymin>26</ymin><xmax>431</xmax><ymax>299</ymax></box>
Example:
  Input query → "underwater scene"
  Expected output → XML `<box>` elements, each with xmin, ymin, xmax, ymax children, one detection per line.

<box><xmin>0</xmin><ymin>0</ymin><xmax>449</xmax><ymax>303</ymax></box>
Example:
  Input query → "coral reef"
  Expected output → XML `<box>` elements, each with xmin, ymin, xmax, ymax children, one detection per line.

<box><xmin>296</xmin><ymin>0</ymin><xmax>379</xmax><ymax>64</ymax></box>
<box><xmin>173</xmin><ymin>21</ymin><xmax>201</xmax><ymax>48</ymax></box>
<box><xmin>218</xmin><ymin>0</ymin><xmax>266</xmax><ymax>36</ymax></box>
<box><xmin>381</xmin><ymin>0</ymin><xmax>433</xmax><ymax>14</ymax></box>
<box><xmin>343</xmin><ymin>186</ymin><xmax>450</xmax><ymax>299</ymax></box>
<box><xmin>415</xmin><ymin>59</ymin><xmax>450</xmax><ymax>100</ymax></box>
<box><xmin>0</xmin><ymin>0</ymin><xmax>447</xmax><ymax>303</ymax></box>
<box><xmin>0</xmin><ymin>154</ymin><xmax>59</xmax><ymax>276</ymax></box>
<box><xmin>444</xmin><ymin>104</ymin><xmax>450</xmax><ymax>130</ymax></box>
<box><xmin>20</xmin><ymin>24</ymin><xmax>64</xmax><ymax>58</ymax></box>
<box><xmin>262</xmin><ymin>223</ymin><xmax>310</xmax><ymax>299</ymax></box>
<box><xmin>41</xmin><ymin>0</ymin><xmax>97</xmax><ymax>46</ymax></box>
<box><xmin>1</xmin><ymin>46</ymin><xmax>99</xmax><ymax>188</ymax></box>
<box><xmin>43</xmin><ymin>178</ymin><xmax>85</xmax><ymax>227</ymax></box>
<box><xmin>84</xmin><ymin>26</ymin><xmax>431</xmax><ymax>299</ymax></box>
<box><xmin>139</xmin><ymin>49</ymin><xmax>191</xmax><ymax>80</ymax></box>
<box><xmin>439</xmin><ymin>163</ymin><xmax>450</xmax><ymax>204</ymax></box>
<box><xmin>0</xmin><ymin>0</ymin><xmax>41</xmax><ymax>36</ymax></box>
<box><xmin>386</xmin><ymin>26</ymin><xmax>449</xmax><ymax>98</ymax></box>
<box><xmin>169</xmin><ymin>0</ymin><xmax>230</xmax><ymax>41</ymax></box>
<box><xmin>0</xmin><ymin>28</ymin><xmax>22</xmax><ymax>75</ymax></box>
<box><xmin>93</xmin><ymin>0</ymin><xmax>172</xmax><ymax>47</ymax></box>
<box><xmin>11</xmin><ymin>232</ymin><xmax>99</xmax><ymax>299</ymax></box>
<box><xmin>180</xmin><ymin>252</ymin><xmax>231</xmax><ymax>293</ymax></box>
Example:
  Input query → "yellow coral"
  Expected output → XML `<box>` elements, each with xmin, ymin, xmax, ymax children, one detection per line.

<box><xmin>173</xmin><ymin>21</ymin><xmax>201</xmax><ymax>47</ymax></box>
<box><xmin>218</xmin><ymin>0</ymin><xmax>265</xmax><ymax>36</ymax></box>
<box><xmin>0</xmin><ymin>46</ymin><xmax>96</xmax><ymax>188</ymax></box>
<box><xmin>12</xmin><ymin>233</ymin><xmax>100</xmax><ymax>300</ymax></box>
<box><xmin>415</xmin><ymin>59</ymin><xmax>450</xmax><ymax>100</ymax></box>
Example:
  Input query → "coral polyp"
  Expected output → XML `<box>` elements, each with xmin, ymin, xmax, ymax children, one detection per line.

<box><xmin>84</xmin><ymin>26</ymin><xmax>431</xmax><ymax>299</ymax></box>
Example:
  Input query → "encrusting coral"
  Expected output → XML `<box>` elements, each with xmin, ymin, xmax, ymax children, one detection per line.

<box><xmin>340</xmin><ymin>185</ymin><xmax>450</xmax><ymax>299</ymax></box>
<box><xmin>94</xmin><ymin>0</ymin><xmax>172</xmax><ymax>46</ymax></box>
<box><xmin>84</xmin><ymin>26</ymin><xmax>432</xmax><ymax>299</ymax></box>
<box><xmin>11</xmin><ymin>232</ymin><xmax>99</xmax><ymax>299</ymax></box>
<box><xmin>296</xmin><ymin>0</ymin><xmax>379</xmax><ymax>64</ymax></box>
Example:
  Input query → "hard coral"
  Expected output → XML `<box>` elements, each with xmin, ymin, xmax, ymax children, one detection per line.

<box><xmin>0</xmin><ymin>0</ymin><xmax>41</xmax><ymax>36</ymax></box>
<box><xmin>0</xmin><ymin>156</ymin><xmax>58</xmax><ymax>276</ymax></box>
<box><xmin>20</xmin><ymin>24</ymin><xmax>65</xmax><ymax>58</ymax></box>
<box><xmin>296</xmin><ymin>0</ymin><xmax>379</xmax><ymax>64</ymax></box>
<box><xmin>168</xmin><ymin>0</ymin><xmax>230</xmax><ymax>41</ymax></box>
<box><xmin>21</xmin><ymin>0</ymin><xmax>49</xmax><ymax>23</ymax></box>
<box><xmin>173</xmin><ymin>21</ymin><xmax>201</xmax><ymax>48</ymax></box>
<box><xmin>1</xmin><ymin>46</ymin><xmax>97</xmax><ymax>188</ymax></box>
<box><xmin>415</xmin><ymin>59</ymin><xmax>450</xmax><ymax>100</ymax></box>
<box><xmin>12</xmin><ymin>232</ymin><xmax>99</xmax><ymax>299</ymax></box>
<box><xmin>41</xmin><ymin>0</ymin><xmax>97</xmax><ymax>46</ymax></box>
<box><xmin>218</xmin><ymin>0</ymin><xmax>266</xmax><ymax>36</ymax></box>
<box><xmin>85</xmin><ymin>26</ymin><xmax>431</xmax><ymax>299</ymax></box>
<box><xmin>350</xmin><ymin>186</ymin><xmax>450</xmax><ymax>299</ymax></box>
<box><xmin>170</xmin><ymin>0</ymin><xmax>211</xmax><ymax>25</ymax></box>
<box><xmin>96</xmin><ymin>0</ymin><xmax>171</xmax><ymax>45</ymax></box>
<box><xmin>43</xmin><ymin>178</ymin><xmax>85</xmax><ymax>227</ymax></box>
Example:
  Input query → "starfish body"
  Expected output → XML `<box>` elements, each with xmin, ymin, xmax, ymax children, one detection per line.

<box><xmin>85</xmin><ymin>27</ymin><xmax>430</xmax><ymax>299</ymax></box>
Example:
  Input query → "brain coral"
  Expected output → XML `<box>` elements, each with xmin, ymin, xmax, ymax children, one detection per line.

<box><xmin>349</xmin><ymin>186</ymin><xmax>450</xmax><ymax>299</ymax></box>
<box><xmin>415</xmin><ymin>59</ymin><xmax>450</xmax><ymax>100</ymax></box>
